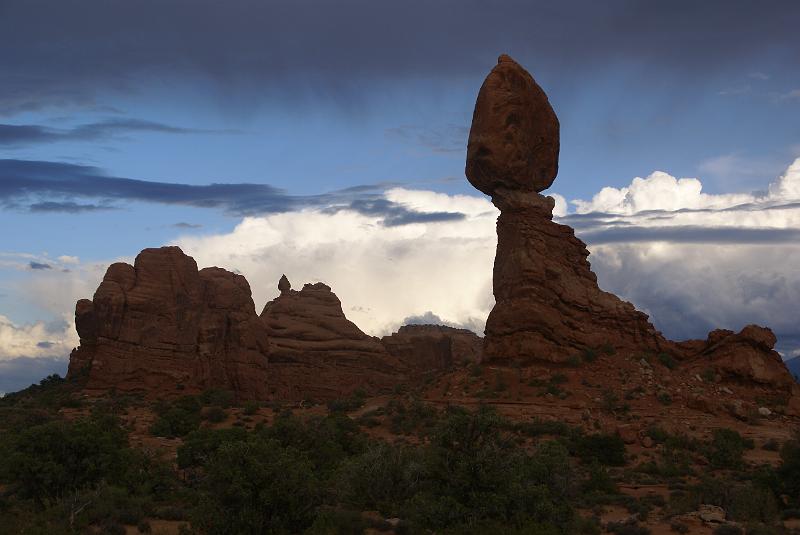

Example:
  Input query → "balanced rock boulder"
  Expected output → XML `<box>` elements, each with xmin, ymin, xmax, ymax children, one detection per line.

<box><xmin>466</xmin><ymin>54</ymin><xmax>560</xmax><ymax>195</ymax></box>
<box><xmin>381</xmin><ymin>324</ymin><xmax>483</xmax><ymax>376</ymax></box>
<box><xmin>467</xmin><ymin>55</ymin><xmax>668</xmax><ymax>363</ymax></box>
<box><xmin>260</xmin><ymin>277</ymin><xmax>404</xmax><ymax>399</ymax></box>
<box><xmin>67</xmin><ymin>247</ymin><xmax>270</xmax><ymax>399</ymax></box>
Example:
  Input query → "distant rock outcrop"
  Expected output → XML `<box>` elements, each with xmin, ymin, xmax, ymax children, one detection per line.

<box><xmin>260</xmin><ymin>277</ymin><xmax>404</xmax><ymax>400</ymax></box>
<box><xmin>466</xmin><ymin>55</ymin><xmax>668</xmax><ymax>363</ymax></box>
<box><xmin>381</xmin><ymin>324</ymin><xmax>482</xmax><ymax>376</ymax></box>
<box><xmin>680</xmin><ymin>325</ymin><xmax>800</xmax><ymax>415</ymax></box>
<box><xmin>67</xmin><ymin>247</ymin><xmax>271</xmax><ymax>399</ymax></box>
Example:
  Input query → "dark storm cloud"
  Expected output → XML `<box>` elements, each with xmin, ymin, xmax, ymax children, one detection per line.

<box><xmin>1</xmin><ymin>0</ymin><xmax>798</xmax><ymax>114</ymax></box>
<box><xmin>0</xmin><ymin>158</ymin><xmax>465</xmax><ymax>224</ymax></box>
<box><xmin>345</xmin><ymin>198</ymin><xmax>465</xmax><ymax>227</ymax></box>
<box><xmin>28</xmin><ymin>201</ymin><xmax>116</xmax><ymax>213</ymax></box>
<box><xmin>0</xmin><ymin>119</ymin><xmax>222</xmax><ymax>147</ymax></box>
<box><xmin>28</xmin><ymin>261</ymin><xmax>52</xmax><ymax>270</ymax></box>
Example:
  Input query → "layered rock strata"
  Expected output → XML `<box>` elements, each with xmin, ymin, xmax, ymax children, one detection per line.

<box><xmin>381</xmin><ymin>324</ymin><xmax>483</xmax><ymax>376</ymax></box>
<box><xmin>260</xmin><ymin>277</ymin><xmax>404</xmax><ymax>399</ymax></box>
<box><xmin>67</xmin><ymin>247</ymin><xmax>271</xmax><ymax>398</ymax></box>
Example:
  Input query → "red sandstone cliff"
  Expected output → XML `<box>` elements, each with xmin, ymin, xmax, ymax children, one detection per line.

<box><xmin>67</xmin><ymin>247</ymin><xmax>271</xmax><ymax>399</ymax></box>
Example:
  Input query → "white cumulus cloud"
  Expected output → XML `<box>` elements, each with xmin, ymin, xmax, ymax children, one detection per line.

<box><xmin>174</xmin><ymin>188</ymin><xmax>499</xmax><ymax>336</ymax></box>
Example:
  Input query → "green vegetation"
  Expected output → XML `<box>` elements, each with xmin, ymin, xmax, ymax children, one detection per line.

<box><xmin>707</xmin><ymin>428</ymin><xmax>754</xmax><ymax>469</ymax></box>
<box><xmin>2</xmin><ymin>377</ymin><xmax>800</xmax><ymax>534</ymax></box>
<box><xmin>657</xmin><ymin>352</ymin><xmax>678</xmax><ymax>370</ymax></box>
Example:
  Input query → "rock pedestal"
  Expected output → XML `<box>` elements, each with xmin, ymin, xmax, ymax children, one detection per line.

<box><xmin>467</xmin><ymin>55</ymin><xmax>666</xmax><ymax>363</ymax></box>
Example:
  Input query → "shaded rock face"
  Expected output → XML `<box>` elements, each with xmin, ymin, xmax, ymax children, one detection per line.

<box><xmin>381</xmin><ymin>324</ymin><xmax>483</xmax><ymax>376</ymax></box>
<box><xmin>260</xmin><ymin>278</ymin><xmax>404</xmax><ymax>400</ymax></box>
<box><xmin>690</xmin><ymin>325</ymin><xmax>798</xmax><ymax>387</ymax></box>
<box><xmin>67</xmin><ymin>247</ymin><xmax>270</xmax><ymax>399</ymax></box>
<box><xmin>683</xmin><ymin>325</ymin><xmax>800</xmax><ymax>416</ymax></box>
<box><xmin>468</xmin><ymin>55</ymin><xmax>667</xmax><ymax>363</ymax></box>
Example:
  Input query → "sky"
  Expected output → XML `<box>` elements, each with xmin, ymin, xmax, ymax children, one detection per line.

<box><xmin>1</xmin><ymin>0</ymin><xmax>800</xmax><ymax>393</ymax></box>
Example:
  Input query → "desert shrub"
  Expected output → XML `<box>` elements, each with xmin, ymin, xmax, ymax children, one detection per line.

<box><xmin>402</xmin><ymin>407</ymin><xmax>576</xmax><ymax>531</ymax></box>
<box><xmin>777</xmin><ymin>435</ymin><xmax>800</xmax><ymax>507</ymax></box>
<box><xmin>645</xmin><ymin>426</ymin><xmax>669</xmax><ymax>444</ymax></box>
<box><xmin>513</xmin><ymin>418</ymin><xmax>576</xmax><ymax>438</ymax></box>
<box><xmin>150</xmin><ymin>407</ymin><xmax>200</xmax><ymax>438</ymax></box>
<box><xmin>657</xmin><ymin>392</ymin><xmax>673</xmax><ymax>405</ymax></box>
<box><xmin>582</xmin><ymin>348</ymin><xmax>598</xmax><ymax>363</ymax></box>
<box><xmin>177</xmin><ymin>427</ymin><xmax>248</xmax><ymax>469</ymax></box>
<box><xmin>762</xmin><ymin>438</ymin><xmax>780</xmax><ymax>451</ymax></box>
<box><xmin>707</xmin><ymin>428</ymin><xmax>754</xmax><ymax>469</ymax></box>
<box><xmin>669</xmin><ymin>477</ymin><xmax>778</xmax><ymax>523</ymax></box>
<box><xmin>550</xmin><ymin>373</ymin><xmax>568</xmax><ymax>384</ymax></box>
<box><xmin>607</xmin><ymin>519</ymin><xmax>651</xmax><ymax>535</ymax></box>
<box><xmin>242</xmin><ymin>400</ymin><xmax>260</xmax><ymax>415</ymax></box>
<box><xmin>600</xmin><ymin>344</ymin><xmax>616</xmax><ymax>356</ymax></box>
<box><xmin>202</xmin><ymin>406</ymin><xmax>226</xmax><ymax>423</ymax></box>
<box><xmin>305</xmin><ymin>508</ymin><xmax>368</xmax><ymax>534</ymax></box>
<box><xmin>640</xmin><ymin>440</ymin><xmax>694</xmax><ymax>478</ymax></box>
<box><xmin>0</xmin><ymin>415</ymin><xmax>130</xmax><ymax>505</ymax></box>
<box><xmin>84</xmin><ymin>484</ymin><xmax>151</xmax><ymax>526</ymax></box>
<box><xmin>572</xmin><ymin>433</ymin><xmax>627</xmax><ymax>466</ymax></box>
<box><xmin>193</xmin><ymin>438</ymin><xmax>320</xmax><ymax>534</ymax></box>
<box><xmin>260</xmin><ymin>411</ymin><xmax>367</xmax><ymax>474</ymax></box>
<box><xmin>657</xmin><ymin>353</ymin><xmax>678</xmax><ymax>370</ymax></box>
<box><xmin>336</xmin><ymin>442</ymin><xmax>422</xmax><ymax>515</ymax></box>
<box><xmin>326</xmin><ymin>389</ymin><xmax>366</xmax><ymax>413</ymax></box>
<box><xmin>582</xmin><ymin>461</ymin><xmax>618</xmax><ymax>495</ymax></box>
<box><xmin>198</xmin><ymin>389</ymin><xmax>234</xmax><ymax>408</ymax></box>
<box><xmin>386</xmin><ymin>398</ymin><xmax>438</xmax><ymax>435</ymax></box>
<box><xmin>701</xmin><ymin>368</ymin><xmax>717</xmax><ymax>382</ymax></box>
<box><xmin>602</xmin><ymin>391</ymin><xmax>630</xmax><ymax>414</ymax></box>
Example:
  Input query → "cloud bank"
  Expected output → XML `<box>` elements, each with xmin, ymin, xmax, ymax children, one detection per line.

<box><xmin>3</xmin><ymin>158</ymin><xmax>800</xmax><ymax>391</ymax></box>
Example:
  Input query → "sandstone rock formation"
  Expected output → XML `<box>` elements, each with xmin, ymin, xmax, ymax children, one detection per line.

<box><xmin>260</xmin><ymin>277</ymin><xmax>404</xmax><ymax>399</ymax></box>
<box><xmin>381</xmin><ymin>324</ymin><xmax>482</xmax><ymax>376</ymax></box>
<box><xmin>67</xmin><ymin>247</ymin><xmax>271</xmax><ymax>399</ymax></box>
<box><xmin>681</xmin><ymin>325</ymin><xmax>800</xmax><ymax>415</ymax></box>
<box><xmin>467</xmin><ymin>54</ymin><xmax>668</xmax><ymax>363</ymax></box>
<box><xmin>466</xmin><ymin>54</ymin><xmax>560</xmax><ymax>195</ymax></box>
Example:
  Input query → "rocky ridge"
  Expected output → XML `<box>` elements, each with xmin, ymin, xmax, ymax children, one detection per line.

<box><xmin>260</xmin><ymin>277</ymin><xmax>403</xmax><ymax>400</ymax></box>
<box><xmin>65</xmin><ymin>54</ymin><xmax>799</xmax><ymax>417</ymax></box>
<box><xmin>67</xmin><ymin>247</ymin><xmax>271</xmax><ymax>399</ymax></box>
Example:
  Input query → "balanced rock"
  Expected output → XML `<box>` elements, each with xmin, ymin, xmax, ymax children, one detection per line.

<box><xmin>381</xmin><ymin>324</ymin><xmax>482</xmax><ymax>376</ymax></box>
<box><xmin>260</xmin><ymin>278</ymin><xmax>404</xmax><ymax>399</ymax></box>
<box><xmin>466</xmin><ymin>54</ymin><xmax>560</xmax><ymax>196</ymax></box>
<box><xmin>467</xmin><ymin>55</ymin><xmax>668</xmax><ymax>363</ymax></box>
<box><xmin>67</xmin><ymin>247</ymin><xmax>270</xmax><ymax>399</ymax></box>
